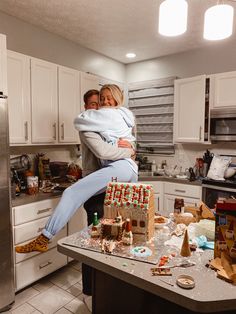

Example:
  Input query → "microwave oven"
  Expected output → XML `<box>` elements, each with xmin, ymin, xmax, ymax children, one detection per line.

<box><xmin>210</xmin><ymin>108</ymin><xmax>236</xmax><ymax>142</ymax></box>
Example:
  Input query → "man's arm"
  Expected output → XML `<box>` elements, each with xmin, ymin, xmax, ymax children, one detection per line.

<box><xmin>79</xmin><ymin>131</ymin><xmax>134</xmax><ymax>160</ymax></box>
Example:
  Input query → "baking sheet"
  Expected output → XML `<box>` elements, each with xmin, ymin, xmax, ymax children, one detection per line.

<box><xmin>62</xmin><ymin>226</ymin><xmax>163</xmax><ymax>265</ymax></box>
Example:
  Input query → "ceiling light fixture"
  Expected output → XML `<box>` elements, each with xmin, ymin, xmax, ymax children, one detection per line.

<box><xmin>158</xmin><ymin>0</ymin><xmax>188</xmax><ymax>36</ymax></box>
<box><xmin>126</xmin><ymin>53</ymin><xmax>136</xmax><ymax>58</ymax></box>
<box><xmin>204</xmin><ymin>2</ymin><xmax>234</xmax><ymax>40</ymax></box>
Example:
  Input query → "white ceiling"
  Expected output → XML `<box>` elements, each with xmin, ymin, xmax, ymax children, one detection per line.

<box><xmin>0</xmin><ymin>0</ymin><xmax>236</xmax><ymax>64</ymax></box>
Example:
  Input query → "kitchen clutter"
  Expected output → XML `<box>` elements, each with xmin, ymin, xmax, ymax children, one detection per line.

<box><xmin>10</xmin><ymin>153</ymin><xmax>82</xmax><ymax>196</ymax></box>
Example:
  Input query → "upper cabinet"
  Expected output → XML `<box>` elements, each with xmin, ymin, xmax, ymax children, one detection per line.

<box><xmin>31</xmin><ymin>58</ymin><xmax>58</xmax><ymax>144</ymax></box>
<box><xmin>210</xmin><ymin>71</ymin><xmax>236</xmax><ymax>109</ymax></box>
<box><xmin>58</xmin><ymin>66</ymin><xmax>80</xmax><ymax>143</ymax></box>
<box><xmin>7</xmin><ymin>50</ymin><xmax>84</xmax><ymax>145</ymax></box>
<box><xmin>0</xmin><ymin>34</ymin><xmax>7</xmax><ymax>95</ymax></box>
<box><xmin>174</xmin><ymin>75</ymin><xmax>209</xmax><ymax>143</ymax></box>
<box><xmin>7</xmin><ymin>51</ymin><xmax>31</xmax><ymax>144</ymax></box>
<box><xmin>80</xmin><ymin>72</ymin><xmax>99</xmax><ymax>107</ymax></box>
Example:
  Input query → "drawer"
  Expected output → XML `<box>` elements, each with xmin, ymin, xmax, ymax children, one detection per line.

<box><xmin>15</xmin><ymin>227</ymin><xmax>67</xmax><ymax>264</ymax></box>
<box><xmin>139</xmin><ymin>181</ymin><xmax>163</xmax><ymax>194</ymax></box>
<box><xmin>15</xmin><ymin>247</ymin><xmax>67</xmax><ymax>291</ymax></box>
<box><xmin>13</xmin><ymin>198</ymin><xmax>60</xmax><ymax>226</ymax></box>
<box><xmin>164</xmin><ymin>182</ymin><xmax>201</xmax><ymax>198</ymax></box>
<box><xmin>14</xmin><ymin>216</ymin><xmax>67</xmax><ymax>245</ymax></box>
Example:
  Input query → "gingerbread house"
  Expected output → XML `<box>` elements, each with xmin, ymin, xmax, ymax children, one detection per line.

<box><xmin>103</xmin><ymin>182</ymin><xmax>155</xmax><ymax>241</ymax></box>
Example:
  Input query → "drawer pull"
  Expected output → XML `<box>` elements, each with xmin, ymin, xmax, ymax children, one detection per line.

<box><xmin>37</xmin><ymin>208</ymin><xmax>51</xmax><ymax>214</ymax></box>
<box><xmin>174</xmin><ymin>189</ymin><xmax>186</xmax><ymax>193</ymax></box>
<box><xmin>39</xmin><ymin>261</ymin><xmax>52</xmax><ymax>269</ymax></box>
<box><xmin>37</xmin><ymin>227</ymin><xmax>44</xmax><ymax>232</ymax></box>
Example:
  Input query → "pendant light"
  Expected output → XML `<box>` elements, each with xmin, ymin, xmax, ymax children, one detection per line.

<box><xmin>204</xmin><ymin>3</ymin><xmax>234</xmax><ymax>40</ymax></box>
<box><xmin>158</xmin><ymin>0</ymin><xmax>188</xmax><ymax>36</ymax></box>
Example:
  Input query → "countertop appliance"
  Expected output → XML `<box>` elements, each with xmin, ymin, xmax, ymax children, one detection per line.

<box><xmin>202</xmin><ymin>177</ymin><xmax>236</xmax><ymax>208</ymax></box>
<box><xmin>0</xmin><ymin>93</ymin><xmax>15</xmax><ymax>312</ymax></box>
<box><xmin>210</xmin><ymin>108</ymin><xmax>236</xmax><ymax>142</ymax></box>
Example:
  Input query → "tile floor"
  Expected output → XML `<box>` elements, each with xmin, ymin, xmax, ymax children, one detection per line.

<box><xmin>2</xmin><ymin>261</ymin><xmax>91</xmax><ymax>314</ymax></box>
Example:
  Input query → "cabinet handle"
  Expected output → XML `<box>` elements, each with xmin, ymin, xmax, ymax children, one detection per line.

<box><xmin>39</xmin><ymin>261</ymin><xmax>52</xmax><ymax>269</ymax></box>
<box><xmin>157</xmin><ymin>196</ymin><xmax>160</xmax><ymax>211</ymax></box>
<box><xmin>61</xmin><ymin>122</ymin><xmax>64</xmax><ymax>140</ymax></box>
<box><xmin>37</xmin><ymin>227</ymin><xmax>44</xmax><ymax>232</ymax></box>
<box><xmin>53</xmin><ymin>123</ymin><xmax>56</xmax><ymax>140</ymax></box>
<box><xmin>37</xmin><ymin>207</ymin><xmax>51</xmax><ymax>214</ymax></box>
<box><xmin>199</xmin><ymin>126</ymin><xmax>202</xmax><ymax>141</ymax></box>
<box><xmin>174</xmin><ymin>189</ymin><xmax>186</xmax><ymax>193</ymax></box>
<box><xmin>24</xmin><ymin>121</ymin><xmax>28</xmax><ymax>141</ymax></box>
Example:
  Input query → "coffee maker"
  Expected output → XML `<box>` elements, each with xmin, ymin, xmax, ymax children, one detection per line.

<box><xmin>10</xmin><ymin>155</ymin><xmax>31</xmax><ymax>195</ymax></box>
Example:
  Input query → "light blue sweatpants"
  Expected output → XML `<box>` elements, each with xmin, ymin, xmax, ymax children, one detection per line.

<box><xmin>43</xmin><ymin>159</ymin><xmax>138</xmax><ymax>239</ymax></box>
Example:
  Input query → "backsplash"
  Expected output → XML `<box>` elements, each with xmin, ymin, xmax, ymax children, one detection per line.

<box><xmin>10</xmin><ymin>145</ymin><xmax>82</xmax><ymax>171</ymax></box>
<box><xmin>143</xmin><ymin>142</ymin><xmax>236</xmax><ymax>170</ymax></box>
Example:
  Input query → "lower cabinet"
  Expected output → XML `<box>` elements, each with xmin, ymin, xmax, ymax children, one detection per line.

<box><xmin>164</xmin><ymin>182</ymin><xmax>201</xmax><ymax>214</ymax></box>
<box><xmin>13</xmin><ymin>197</ymin><xmax>86</xmax><ymax>291</ymax></box>
<box><xmin>15</xmin><ymin>247</ymin><xmax>67</xmax><ymax>291</ymax></box>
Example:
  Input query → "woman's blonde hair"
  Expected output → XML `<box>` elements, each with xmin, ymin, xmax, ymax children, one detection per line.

<box><xmin>100</xmin><ymin>84</ymin><xmax>124</xmax><ymax>107</ymax></box>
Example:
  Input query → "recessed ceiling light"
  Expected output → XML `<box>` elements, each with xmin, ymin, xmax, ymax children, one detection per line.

<box><xmin>126</xmin><ymin>53</ymin><xmax>136</xmax><ymax>58</ymax></box>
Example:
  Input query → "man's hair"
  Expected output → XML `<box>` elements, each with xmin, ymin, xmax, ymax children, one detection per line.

<box><xmin>83</xmin><ymin>89</ymin><xmax>99</xmax><ymax>104</ymax></box>
<box><xmin>100</xmin><ymin>84</ymin><xmax>124</xmax><ymax>107</ymax></box>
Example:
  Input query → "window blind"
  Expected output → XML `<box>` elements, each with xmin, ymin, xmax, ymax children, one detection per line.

<box><xmin>128</xmin><ymin>77</ymin><xmax>176</xmax><ymax>155</ymax></box>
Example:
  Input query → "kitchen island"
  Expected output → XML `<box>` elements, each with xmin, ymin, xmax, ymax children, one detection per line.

<box><xmin>58</xmin><ymin>235</ymin><xmax>236</xmax><ymax>314</ymax></box>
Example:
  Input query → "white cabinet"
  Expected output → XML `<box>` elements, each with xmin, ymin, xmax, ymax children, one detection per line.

<box><xmin>174</xmin><ymin>75</ymin><xmax>207</xmax><ymax>143</ymax></box>
<box><xmin>80</xmin><ymin>72</ymin><xmax>99</xmax><ymax>107</ymax></box>
<box><xmin>13</xmin><ymin>197</ymin><xmax>68</xmax><ymax>291</ymax></box>
<box><xmin>58</xmin><ymin>66</ymin><xmax>80</xmax><ymax>143</ymax></box>
<box><xmin>139</xmin><ymin>181</ymin><xmax>163</xmax><ymax>212</ymax></box>
<box><xmin>68</xmin><ymin>206</ymin><xmax>87</xmax><ymax>235</ymax></box>
<box><xmin>210</xmin><ymin>71</ymin><xmax>236</xmax><ymax>109</ymax></box>
<box><xmin>7</xmin><ymin>51</ymin><xmax>31</xmax><ymax>144</ymax></box>
<box><xmin>0</xmin><ymin>34</ymin><xmax>7</xmax><ymax>95</ymax></box>
<box><xmin>31</xmin><ymin>58</ymin><xmax>58</xmax><ymax>144</ymax></box>
<box><xmin>163</xmin><ymin>182</ymin><xmax>201</xmax><ymax>214</ymax></box>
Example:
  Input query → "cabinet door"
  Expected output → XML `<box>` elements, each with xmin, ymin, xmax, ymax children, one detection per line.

<box><xmin>68</xmin><ymin>206</ymin><xmax>87</xmax><ymax>235</ymax></box>
<box><xmin>58</xmin><ymin>66</ymin><xmax>80</xmax><ymax>143</ymax></box>
<box><xmin>80</xmin><ymin>72</ymin><xmax>99</xmax><ymax>108</ymax></box>
<box><xmin>0</xmin><ymin>34</ymin><xmax>7</xmax><ymax>95</ymax></box>
<box><xmin>174</xmin><ymin>75</ymin><xmax>206</xmax><ymax>143</ymax></box>
<box><xmin>31</xmin><ymin>58</ymin><xmax>58</xmax><ymax>143</ymax></box>
<box><xmin>7</xmin><ymin>51</ymin><xmax>31</xmax><ymax>144</ymax></box>
<box><xmin>211</xmin><ymin>71</ymin><xmax>236</xmax><ymax>109</ymax></box>
<box><xmin>164</xmin><ymin>194</ymin><xmax>200</xmax><ymax>215</ymax></box>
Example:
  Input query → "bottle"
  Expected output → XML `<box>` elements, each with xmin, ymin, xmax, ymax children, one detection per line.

<box><xmin>93</xmin><ymin>212</ymin><xmax>99</xmax><ymax>226</ymax></box>
<box><xmin>151</xmin><ymin>160</ymin><xmax>156</xmax><ymax>175</ymax></box>
<box><xmin>161</xmin><ymin>160</ymin><xmax>167</xmax><ymax>169</ymax></box>
<box><xmin>122</xmin><ymin>218</ymin><xmax>133</xmax><ymax>245</ymax></box>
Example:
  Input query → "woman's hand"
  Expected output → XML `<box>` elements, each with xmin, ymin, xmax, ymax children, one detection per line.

<box><xmin>118</xmin><ymin>138</ymin><xmax>136</xmax><ymax>160</ymax></box>
<box><xmin>118</xmin><ymin>138</ymin><xmax>132</xmax><ymax>148</ymax></box>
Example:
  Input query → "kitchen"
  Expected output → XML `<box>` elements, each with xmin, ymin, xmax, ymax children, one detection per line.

<box><xmin>1</xmin><ymin>0</ymin><xmax>236</xmax><ymax>313</ymax></box>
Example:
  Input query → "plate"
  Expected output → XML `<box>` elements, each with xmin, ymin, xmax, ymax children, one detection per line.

<box><xmin>154</xmin><ymin>216</ymin><xmax>169</xmax><ymax>229</ymax></box>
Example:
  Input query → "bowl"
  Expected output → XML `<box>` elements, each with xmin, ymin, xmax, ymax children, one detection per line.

<box><xmin>224</xmin><ymin>167</ymin><xmax>236</xmax><ymax>179</ymax></box>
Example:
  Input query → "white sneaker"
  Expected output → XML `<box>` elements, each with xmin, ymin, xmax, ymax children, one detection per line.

<box><xmin>83</xmin><ymin>294</ymin><xmax>92</xmax><ymax>312</ymax></box>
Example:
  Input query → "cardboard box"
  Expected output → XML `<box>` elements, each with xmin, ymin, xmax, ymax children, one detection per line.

<box><xmin>214</xmin><ymin>199</ymin><xmax>236</xmax><ymax>261</ymax></box>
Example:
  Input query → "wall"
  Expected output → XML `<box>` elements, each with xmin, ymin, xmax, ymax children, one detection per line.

<box><xmin>126</xmin><ymin>42</ymin><xmax>236</xmax><ymax>170</ymax></box>
<box><xmin>0</xmin><ymin>11</ymin><xmax>125</xmax><ymax>82</ymax></box>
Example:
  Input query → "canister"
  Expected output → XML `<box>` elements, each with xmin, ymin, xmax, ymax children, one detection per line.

<box><xmin>27</xmin><ymin>176</ymin><xmax>39</xmax><ymax>195</ymax></box>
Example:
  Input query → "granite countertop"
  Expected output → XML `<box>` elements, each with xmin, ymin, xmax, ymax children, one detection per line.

<box><xmin>138</xmin><ymin>175</ymin><xmax>202</xmax><ymax>186</ymax></box>
<box><xmin>58</xmin><ymin>237</ymin><xmax>236</xmax><ymax>313</ymax></box>
<box><xmin>12</xmin><ymin>176</ymin><xmax>202</xmax><ymax>207</ymax></box>
<box><xmin>11</xmin><ymin>190</ymin><xmax>62</xmax><ymax>207</ymax></box>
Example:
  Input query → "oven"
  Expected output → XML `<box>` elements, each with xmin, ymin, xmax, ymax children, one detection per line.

<box><xmin>202</xmin><ymin>181</ymin><xmax>236</xmax><ymax>208</ymax></box>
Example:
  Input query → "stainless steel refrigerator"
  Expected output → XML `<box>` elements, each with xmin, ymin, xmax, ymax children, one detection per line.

<box><xmin>0</xmin><ymin>93</ymin><xmax>15</xmax><ymax>312</ymax></box>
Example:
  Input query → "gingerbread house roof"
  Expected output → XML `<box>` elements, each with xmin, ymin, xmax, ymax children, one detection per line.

<box><xmin>104</xmin><ymin>182</ymin><xmax>153</xmax><ymax>210</ymax></box>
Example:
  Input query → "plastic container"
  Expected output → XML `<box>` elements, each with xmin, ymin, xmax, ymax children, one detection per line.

<box><xmin>27</xmin><ymin>176</ymin><xmax>39</xmax><ymax>195</ymax></box>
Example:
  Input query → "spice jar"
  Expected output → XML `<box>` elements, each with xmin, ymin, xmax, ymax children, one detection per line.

<box><xmin>27</xmin><ymin>176</ymin><xmax>39</xmax><ymax>195</ymax></box>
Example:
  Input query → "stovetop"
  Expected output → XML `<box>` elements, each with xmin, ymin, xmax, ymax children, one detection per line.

<box><xmin>202</xmin><ymin>178</ymin><xmax>236</xmax><ymax>189</ymax></box>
